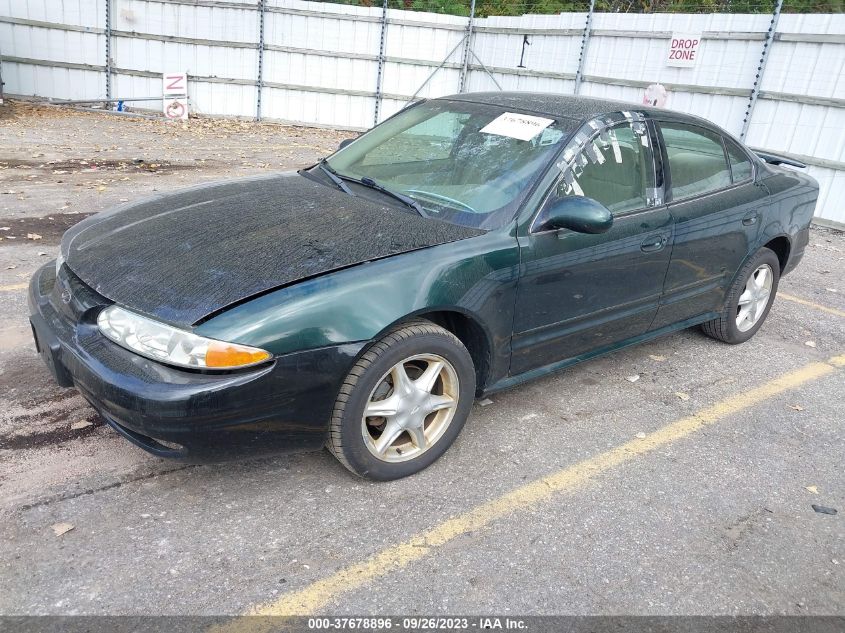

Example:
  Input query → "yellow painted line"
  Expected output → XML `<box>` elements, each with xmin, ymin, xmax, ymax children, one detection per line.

<box><xmin>780</xmin><ymin>292</ymin><xmax>845</xmax><ymax>318</ymax></box>
<box><xmin>214</xmin><ymin>354</ymin><xmax>844</xmax><ymax>624</ymax></box>
<box><xmin>0</xmin><ymin>282</ymin><xmax>28</xmax><ymax>292</ymax></box>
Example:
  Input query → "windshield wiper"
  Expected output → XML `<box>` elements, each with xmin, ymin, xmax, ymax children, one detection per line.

<box><xmin>317</xmin><ymin>159</ymin><xmax>353</xmax><ymax>195</ymax></box>
<box><xmin>355</xmin><ymin>177</ymin><xmax>427</xmax><ymax>217</ymax></box>
<box><xmin>317</xmin><ymin>163</ymin><xmax>426</xmax><ymax>218</ymax></box>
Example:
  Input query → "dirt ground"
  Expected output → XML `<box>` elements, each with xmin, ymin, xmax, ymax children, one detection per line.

<box><xmin>1</xmin><ymin>100</ymin><xmax>843</xmax><ymax>619</ymax></box>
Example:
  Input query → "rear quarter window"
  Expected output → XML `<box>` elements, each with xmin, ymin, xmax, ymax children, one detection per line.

<box><xmin>724</xmin><ymin>138</ymin><xmax>753</xmax><ymax>183</ymax></box>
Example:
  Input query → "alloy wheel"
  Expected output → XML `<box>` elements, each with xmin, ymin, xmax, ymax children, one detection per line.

<box><xmin>361</xmin><ymin>353</ymin><xmax>459</xmax><ymax>463</ymax></box>
<box><xmin>736</xmin><ymin>264</ymin><xmax>773</xmax><ymax>332</ymax></box>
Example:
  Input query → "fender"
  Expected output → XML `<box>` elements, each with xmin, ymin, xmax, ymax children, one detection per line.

<box><xmin>196</xmin><ymin>229</ymin><xmax>521</xmax><ymax>385</ymax></box>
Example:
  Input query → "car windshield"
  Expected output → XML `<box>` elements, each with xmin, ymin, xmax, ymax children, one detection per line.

<box><xmin>325</xmin><ymin>100</ymin><xmax>575</xmax><ymax>229</ymax></box>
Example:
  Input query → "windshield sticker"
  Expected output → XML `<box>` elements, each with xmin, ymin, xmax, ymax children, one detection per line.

<box><xmin>562</xmin><ymin>170</ymin><xmax>584</xmax><ymax>196</ymax></box>
<box><xmin>585</xmin><ymin>141</ymin><xmax>605</xmax><ymax>165</ymax></box>
<box><xmin>480</xmin><ymin>112</ymin><xmax>554</xmax><ymax>141</ymax></box>
<box><xmin>609</xmin><ymin>130</ymin><xmax>622</xmax><ymax>163</ymax></box>
<box><xmin>557</xmin><ymin>114</ymin><xmax>651</xmax><ymax>175</ymax></box>
<box><xmin>539</xmin><ymin>127</ymin><xmax>564</xmax><ymax>146</ymax></box>
<box><xmin>647</xmin><ymin>187</ymin><xmax>663</xmax><ymax>206</ymax></box>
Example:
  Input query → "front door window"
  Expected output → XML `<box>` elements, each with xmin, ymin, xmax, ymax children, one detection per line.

<box><xmin>557</xmin><ymin>121</ymin><xmax>657</xmax><ymax>215</ymax></box>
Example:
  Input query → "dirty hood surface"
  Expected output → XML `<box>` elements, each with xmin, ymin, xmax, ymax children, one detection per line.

<box><xmin>63</xmin><ymin>172</ymin><xmax>484</xmax><ymax>327</ymax></box>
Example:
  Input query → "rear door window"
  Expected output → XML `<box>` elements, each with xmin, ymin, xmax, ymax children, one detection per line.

<box><xmin>659</xmin><ymin>122</ymin><xmax>732</xmax><ymax>200</ymax></box>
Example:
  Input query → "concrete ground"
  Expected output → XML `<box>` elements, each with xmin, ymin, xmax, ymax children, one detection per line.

<box><xmin>0</xmin><ymin>102</ymin><xmax>843</xmax><ymax>618</ymax></box>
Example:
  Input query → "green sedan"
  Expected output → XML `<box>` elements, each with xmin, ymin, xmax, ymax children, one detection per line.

<box><xmin>29</xmin><ymin>92</ymin><xmax>818</xmax><ymax>480</ymax></box>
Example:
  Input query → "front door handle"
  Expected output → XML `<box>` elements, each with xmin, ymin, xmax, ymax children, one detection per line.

<box><xmin>641</xmin><ymin>234</ymin><xmax>668</xmax><ymax>253</ymax></box>
<box><xmin>742</xmin><ymin>211</ymin><xmax>760</xmax><ymax>226</ymax></box>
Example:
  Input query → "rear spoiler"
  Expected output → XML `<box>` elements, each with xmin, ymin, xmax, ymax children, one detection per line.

<box><xmin>752</xmin><ymin>149</ymin><xmax>807</xmax><ymax>168</ymax></box>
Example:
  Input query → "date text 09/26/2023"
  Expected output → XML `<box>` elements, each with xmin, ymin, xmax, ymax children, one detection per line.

<box><xmin>307</xmin><ymin>617</ymin><xmax>528</xmax><ymax>630</ymax></box>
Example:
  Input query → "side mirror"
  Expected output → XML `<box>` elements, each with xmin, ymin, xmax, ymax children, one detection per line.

<box><xmin>338</xmin><ymin>138</ymin><xmax>355</xmax><ymax>150</ymax></box>
<box><xmin>536</xmin><ymin>196</ymin><xmax>613</xmax><ymax>234</ymax></box>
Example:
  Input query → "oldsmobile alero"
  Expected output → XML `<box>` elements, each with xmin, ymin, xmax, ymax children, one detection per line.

<box><xmin>29</xmin><ymin>92</ymin><xmax>818</xmax><ymax>479</ymax></box>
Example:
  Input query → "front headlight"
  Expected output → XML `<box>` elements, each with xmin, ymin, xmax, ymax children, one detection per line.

<box><xmin>97</xmin><ymin>305</ymin><xmax>272</xmax><ymax>370</ymax></box>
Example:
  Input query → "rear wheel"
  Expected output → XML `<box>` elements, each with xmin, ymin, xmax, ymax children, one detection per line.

<box><xmin>701</xmin><ymin>247</ymin><xmax>780</xmax><ymax>344</ymax></box>
<box><xmin>327</xmin><ymin>319</ymin><xmax>475</xmax><ymax>480</ymax></box>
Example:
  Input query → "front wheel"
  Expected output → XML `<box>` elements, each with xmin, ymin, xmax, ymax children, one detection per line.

<box><xmin>701</xmin><ymin>247</ymin><xmax>781</xmax><ymax>344</ymax></box>
<box><xmin>327</xmin><ymin>319</ymin><xmax>475</xmax><ymax>480</ymax></box>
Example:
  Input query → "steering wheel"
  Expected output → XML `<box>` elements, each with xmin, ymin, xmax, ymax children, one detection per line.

<box><xmin>405</xmin><ymin>190</ymin><xmax>478</xmax><ymax>214</ymax></box>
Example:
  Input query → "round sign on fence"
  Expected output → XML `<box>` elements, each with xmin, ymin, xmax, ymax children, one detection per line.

<box><xmin>164</xmin><ymin>98</ymin><xmax>188</xmax><ymax>120</ymax></box>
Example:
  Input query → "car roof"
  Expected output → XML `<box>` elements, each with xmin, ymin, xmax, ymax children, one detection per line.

<box><xmin>439</xmin><ymin>91</ymin><xmax>714</xmax><ymax>131</ymax></box>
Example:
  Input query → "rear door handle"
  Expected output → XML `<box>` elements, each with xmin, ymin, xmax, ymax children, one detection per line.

<box><xmin>641</xmin><ymin>234</ymin><xmax>668</xmax><ymax>253</ymax></box>
<box><xmin>742</xmin><ymin>211</ymin><xmax>760</xmax><ymax>226</ymax></box>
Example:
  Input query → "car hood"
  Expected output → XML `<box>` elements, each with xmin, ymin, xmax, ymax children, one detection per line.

<box><xmin>62</xmin><ymin>172</ymin><xmax>484</xmax><ymax>327</ymax></box>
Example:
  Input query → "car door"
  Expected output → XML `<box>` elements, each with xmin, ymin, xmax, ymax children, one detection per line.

<box><xmin>649</xmin><ymin>121</ymin><xmax>767</xmax><ymax>330</ymax></box>
<box><xmin>510</xmin><ymin>118</ymin><xmax>673</xmax><ymax>375</ymax></box>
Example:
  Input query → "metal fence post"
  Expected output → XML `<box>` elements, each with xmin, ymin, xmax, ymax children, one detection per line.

<box><xmin>573</xmin><ymin>0</ymin><xmax>594</xmax><ymax>95</ymax></box>
<box><xmin>740</xmin><ymin>0</ymin><xmax>783</xmax><ymax>140</ymax></box>
<box><xmin>458</xmin><ymin>0</ymin><xmax>476</xmax><ymax>93</ymax></box>
<box><xmin>373</xmin><ymin>0</ymin><xmax>388</xmax><ymax>127</ymax></box>
<box><xmin>256</xmin><ymin>0</ymin><xmax>266</xmax><ymax>121</ymax></box>
<box><xmin>105</xmin><ymin>0</ymin><xmax>112</xmax><ymax>100</ymax></box>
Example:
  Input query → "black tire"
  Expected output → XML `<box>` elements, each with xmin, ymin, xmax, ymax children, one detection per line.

<box><xmin>701</xmin><ymin>247</ymin><xmax>781</xmax><ymax>344</ymax></box>
<box><xmin>327</xmin><ymin>319</ymin><xmax>475</xmax><ymax>480</ymax></box>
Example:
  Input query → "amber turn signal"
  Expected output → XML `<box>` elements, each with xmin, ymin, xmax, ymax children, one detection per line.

<box><xmin>205</xmin><ymin>342</ymin><xmax>272</xmax><ymax>368</ymax></box>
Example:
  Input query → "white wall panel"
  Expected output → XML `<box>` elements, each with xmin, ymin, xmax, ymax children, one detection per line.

<box><xmin>382</xmin><ymin>61</ymin><xmax>461</xmax><ymax>101</ymax></box>
<box><xmin>266</xmin><ymin>5</ymin><xmax>380</xmax><ymax>55</ymax></box>
<box><xmin>262</xmin><ymin>87</ymin><xmax>372</xmax><ymax>128</ymax></box>
<box><xmin>746</xmin><ymin>101</ymin><xmax>845</xmax><ymax>161</ymax></box>
<box><xmin>261</xmin><ymin>0</ymin><xmax>382</xmax><ymax>127</ymax></box>
<box><xmin>742</xmin><ymin>14</ymin><xmax>845</xmax><ymax>224</ymax></box>
<box><xmin>0</xmin><ymin>0</ymin><xmax>106</xmax><ymax>27</ymax></box>
<box><xmin>0</xmin><ymin>0</ymin><xmax>105</xmax><ymax>98</ymax></box>
<box><xmin>0</xmin><ymin>23</ymin><xmax>102</xmax><ymax>65</ymax></box>
<box><xmin>379</xmin><ymin>5</ymin><xmax>467</xmax><ymax>117</ymax></box>
<box><xmin>1</xmin><ymin>2</ymin><xmax>843</xmax><ymax>222</ymax></box>
<box><xmin>1</xmin><ymin>61</ymin><xmax>102</xmax><ymax>100</ymax></box>
<box><xmin>588</xmin><ymin>13</ymin><xmax>770</xmax><ymax>90</ymax></box>
<box><xmin>111</xmin><ymin>38</ymin><xmax>259</xmax><ymax>80</ymax></box>
<box><xmin>807</xmin><ymin>166</ymin><xmax>845</xmax><ymax>225</ymax></box>
<box><xmin>116</xmin><ymin>0</ymin><xmax>258</xmax><ymax>42</ymax></box>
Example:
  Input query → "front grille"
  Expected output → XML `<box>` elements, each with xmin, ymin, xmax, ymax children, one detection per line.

<box><xmin>51</xmin><ymin>265</ymin><xmax>109</xmax><ymax>323</ymax></box>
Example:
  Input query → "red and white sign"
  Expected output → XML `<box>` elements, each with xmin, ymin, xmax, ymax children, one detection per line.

<box><xmin>164</xmin><ymin>98</ymin><xmax>189</xmax><ymax>120</ymax></box>
<box><xmin>667</xmin><ymin>34</ymin><xmax>701</xmax><ymax>68</ymax></box>
<box><xmin>162</xmin><ymin>72</ymin><xmax>188</xmax><ymax>120</ymax></box>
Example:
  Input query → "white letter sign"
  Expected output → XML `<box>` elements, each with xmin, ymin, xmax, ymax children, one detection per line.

<box><xmin>667</xmin><ymin>34</ymin><xmax>701</xmax><ymax>68</ymax></box>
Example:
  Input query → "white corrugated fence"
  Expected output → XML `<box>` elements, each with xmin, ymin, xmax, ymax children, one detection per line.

<box><xmin>0</xmin><ymin>0</ymin><xmax>843</xmax><ymax>225</ymax></box>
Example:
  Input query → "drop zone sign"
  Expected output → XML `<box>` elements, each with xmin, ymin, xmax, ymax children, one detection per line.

<box><xmin>667</xmin><ymin>33</ymin><xmax>701</xmax><ymax>68</ymax></box>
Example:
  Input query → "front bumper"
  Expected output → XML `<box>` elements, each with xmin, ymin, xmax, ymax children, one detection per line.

<box><xmin>28</xmin><ymin>262</ymin><xmax>365</xmax><ymax>461</ymax></box>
